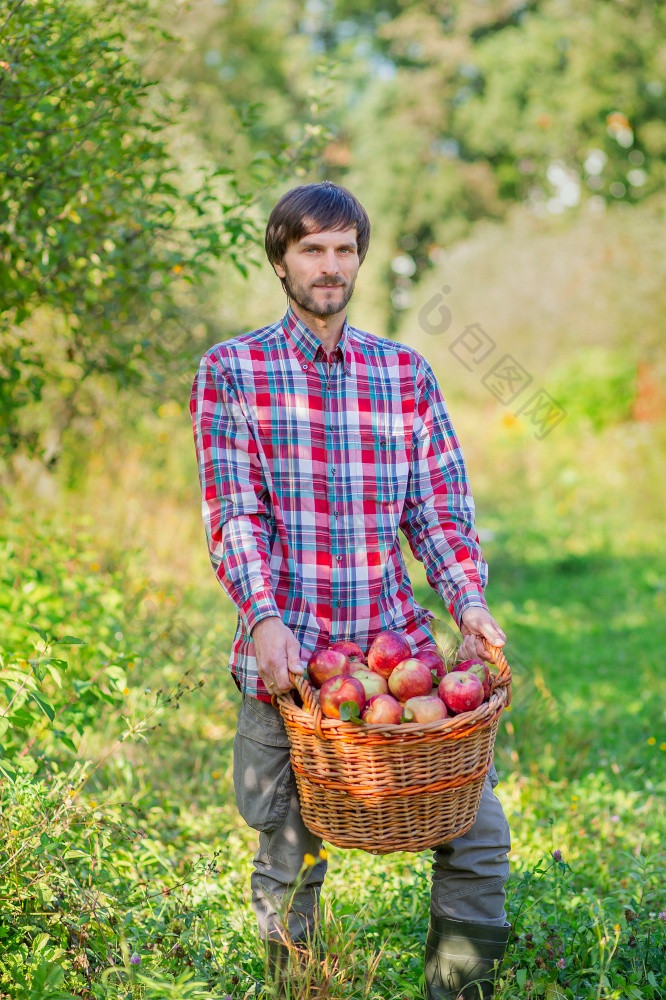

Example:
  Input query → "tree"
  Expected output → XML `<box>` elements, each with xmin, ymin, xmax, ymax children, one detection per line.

<box><xmin>0</xmin><ymin>0</ymin><xmax>266</xmax><ymax>466</ymax></box>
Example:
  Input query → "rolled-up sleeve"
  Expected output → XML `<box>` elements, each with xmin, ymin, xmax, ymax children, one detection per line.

<box><xmin>189</xmin><ymin>352</ymin><xmax>279</xmax><ymax>635</ymax></box>
<box><xmin>399</xmin><ymin>358</ymin><xmax>488</xmax><ymax>625</ymax></box>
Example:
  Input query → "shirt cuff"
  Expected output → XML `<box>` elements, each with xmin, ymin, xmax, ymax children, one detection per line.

<box><xmin>449</xmin><ymin>587</ymin><xmax>488</xmax><ymax>628</ymax></box>
<box><xmin>239</xmin><ymin>589</ymin><xmax>280</xmax><ymax>636</ymax></box>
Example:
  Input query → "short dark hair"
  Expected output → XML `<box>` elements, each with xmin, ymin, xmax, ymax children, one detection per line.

<box><xmin>265</xmin><ymin>181</ymin><xmax>370</xmax><ymax>266</ymax></box>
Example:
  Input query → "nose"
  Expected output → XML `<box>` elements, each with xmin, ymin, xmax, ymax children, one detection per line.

<box><xmin>319</xmin><ymin>248</ymin><xmax>341</xmax><ymax>275</ymax></box>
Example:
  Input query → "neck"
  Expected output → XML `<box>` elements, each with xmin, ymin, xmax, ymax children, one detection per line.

<box><xmin>289</xmin><ymin>300</ymin><xmax>346</xmax><ymax>354</ymax></box>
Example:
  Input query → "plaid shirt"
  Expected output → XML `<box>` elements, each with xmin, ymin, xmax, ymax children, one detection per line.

<box><xmin>190</xmin><ymin>306</ymin><xmax>488</xmax><ymax>699</ymax></box>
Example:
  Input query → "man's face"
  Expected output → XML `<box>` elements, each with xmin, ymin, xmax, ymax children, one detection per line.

<box><xmin>274</xmin><ymin>227</ymin><xmax>360</xmax><ymax>319</ymax></box>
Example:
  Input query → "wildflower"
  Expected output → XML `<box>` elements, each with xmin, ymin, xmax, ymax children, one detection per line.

<box><xmin>130</xmin><ymin>953</ymin><xmax>141</xmax><ymax>965</ymax></box>
<box><xmin>303</xmin><ymin>853</ymin><xmax>316</xmax><ymax>867</ymax></box>
<box><xmin>658</xmin><ymin>912</ymin><xmax>666</xmax><ymax>922</ymax></box>
<box><xmin>610</xmin><ymin>815</ymin><xmax>620</xmax><ymax>823</ymax></box>
<box><xmin>122</xmin><ymin>687</ymin><xmax>130</xmax><ymax>696</ymax></box>
<box><xmin>660</xmin><ymin>743</ymin><xmax>666</xmax><ymax>751</ymax></box>
<box><xmin>319</xmin><ymin>848</ymin><xmax>329</xmax><ymax>860</ymax></box>
<box><xmin>557</xmin><ymin>958</ymin><xmax>565</xmax><ymax>969</ymax></box>
<box><xmin>552</xmin><ymin>849</ymin><xmax>562</xmax><ymax>862</ymax></box>
<box><xmin>211</xmin><ymin>771</ymin><xmax>220</xmax><ymax>780</ymax></box>
<box><xmin>647</xmin><ymin>737</ymin><xmax>656</xmax><ymax>746</ymax></box>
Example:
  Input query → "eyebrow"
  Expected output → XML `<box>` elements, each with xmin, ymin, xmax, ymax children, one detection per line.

<box><xmin>298</xmin><ymin>237</ymin><xmax>358</xmax><ymax>250</ymax></box>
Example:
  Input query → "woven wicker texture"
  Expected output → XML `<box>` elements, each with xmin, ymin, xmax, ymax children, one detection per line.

<box><xmin>277</xmin><ymin>639</ymin><xmax>511</xmax><ymax>854</ymax></box>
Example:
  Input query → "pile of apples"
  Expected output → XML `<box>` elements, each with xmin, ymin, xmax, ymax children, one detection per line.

<box><xmin>306</xmin><ymin>630</ymin><xmax>492</xmax><ymax>725</ymax></box>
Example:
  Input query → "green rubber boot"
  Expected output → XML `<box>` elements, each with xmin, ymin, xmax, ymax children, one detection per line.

<box><xmin>424</xmin><ymin>914</ymin><xmax>510</xmax><ymax>1000</ymax></box>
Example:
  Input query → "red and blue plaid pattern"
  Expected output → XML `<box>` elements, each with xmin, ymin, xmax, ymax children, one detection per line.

<box><xmin>190</xmin><ymin>306</ymin><xmax>488</xmax><ymax>698</ymax></box>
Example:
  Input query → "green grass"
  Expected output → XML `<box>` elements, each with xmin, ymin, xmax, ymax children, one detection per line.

<box><xmin>0</xmin><ymin>407</ymin><xmax>664</xmax><ymax>999</ymax></box>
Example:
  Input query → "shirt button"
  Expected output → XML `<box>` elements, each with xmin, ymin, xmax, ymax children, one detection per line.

<box><xmin>333</xmin><ymin>510</ymin><xmax>340</xmax><ymax>517</ymax></box>
<box><xmin>336</xmin><ymin>554</ymin><xmax>342</xmax><ymax>561</ymax></box>
<box><xmin>302</xmin><ymin>363</ymin><xmax>308</xmax><ymax>370</ymax></box>
<box><xmin>331</xmin><ymin>468</ymin><xmax>336</xmax><ymax>476</ymax></box>
<box><xmin>336</xmin><ymin>600</ymin><xmax>342</xmax><ymax>607</ymax></box>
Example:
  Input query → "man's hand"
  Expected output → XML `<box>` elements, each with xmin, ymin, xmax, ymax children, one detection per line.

<box><xmin>459</xmin><ymin>607</ymin><xmax>506</xmax><ymax>662</ymax></box>
<box><xmin>251</xmin><ymin>616</ymin><xmax>305</xmax><ymax>696</ymax></box>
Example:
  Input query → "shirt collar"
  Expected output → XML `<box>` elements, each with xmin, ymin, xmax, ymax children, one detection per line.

<box><xmin>281</xmin><ymin>305</ymin><xmax>353</xmax><ymax>376</ymax></box>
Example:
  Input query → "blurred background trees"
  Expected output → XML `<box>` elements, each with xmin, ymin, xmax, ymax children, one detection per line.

<box><xmin>2</xmin><ymin>0</ymin><xmax>665</xmax><ymax>476</ymax></box>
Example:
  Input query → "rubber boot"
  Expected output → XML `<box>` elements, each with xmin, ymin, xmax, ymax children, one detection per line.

<box><xmin>424</xmin><ymin>914</ymin><xmax>510</xmax><ymax>1000</ymax></box>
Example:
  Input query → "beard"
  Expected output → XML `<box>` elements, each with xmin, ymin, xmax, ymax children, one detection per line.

<box><xmin>281</xmin><ymin>268</ymin><xmax>356</xmax><ymax>318</ymax></box>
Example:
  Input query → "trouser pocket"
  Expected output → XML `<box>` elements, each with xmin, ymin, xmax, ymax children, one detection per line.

<box><xmin>233</xmin><ymin>696</ymin><xmax>295</xmax><ymax>834</ymax></box>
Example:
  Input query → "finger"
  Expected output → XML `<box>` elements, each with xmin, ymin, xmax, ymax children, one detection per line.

<box><xmin>457</xmin><ymin>636</ymin><xmax>477</xmax><ymax>662</ymax></box>
<box><xmin>478</xmin><ymin>618</ymin><xmax>506</xmax><ymax>646</ymax></box>
<box><xmin>286</xmin><ymin>644</ymin><xmax>305</xmax><ymax>677</ymax></box>
<box><xmin>475</xmin><ymin>637</ymin><xmax>495</xmax><ymax>662</ymax></box>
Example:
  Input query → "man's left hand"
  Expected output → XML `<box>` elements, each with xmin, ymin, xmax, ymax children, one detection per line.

<box><xmin>459</xmin><ymin>607</ymin><xmax>506</xmax><ymax>662</ymax></box>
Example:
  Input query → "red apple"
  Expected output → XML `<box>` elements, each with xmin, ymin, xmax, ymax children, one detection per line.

<box><xmin>402</xmin><ymin>695</ymin><xmax>449</xmax><ymax>724</ymax></box>
<box><xmin>319</xmin><ymin>675</ymin><xmax>366</xmax><ymax>720</ymax></box>
<box><xmin>388</xmin><ymin>658</ymin><xmax>433</xmax><ymax>701</ymax></box>
<box><xmin>438</xmin><ymin>672</ymin><xmax>484</xmax><ymax>714</ymax></box>
<box><xmin>307</xmin><ymin>648</ymin><xmax>351</xmax><ymax>689</ymax></box>
<box><xmin>453</xmin><ymin>658</ymin><xmax>491</xmax><ymax>700</ymax></box>
<box><xmin>367</xmin><ymin>630</ymin><xmax>412</xmax><ymax>679</ymax></box>
<box><xmin>330</xmin><ymin>639</ymin><xmax>366</xmax><ymax>663</ymax></box>
<box><xmin>351</xmin><ymin>667</ymin><xmax>388</xmax><ymax>699</ymax></box>
<box><xmin>415</xmin><ymin>646</ymin><xmax>446</xmax><ymax>680</ymax></box>
<box><xmin>361</xmin><ymin>693</ymin><xmax>403</xmax><ymax>725</ymax></box>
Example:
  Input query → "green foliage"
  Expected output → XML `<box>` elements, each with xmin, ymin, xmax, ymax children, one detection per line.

<box><xmin>0</xmin><ymin>0</ymin><xmax>331</xmax><ymax>467</ymax></box>
<box><xmin>547</xmin><ymin>349</ymin><xmax>637</xmax><ymax>432</ymax></box>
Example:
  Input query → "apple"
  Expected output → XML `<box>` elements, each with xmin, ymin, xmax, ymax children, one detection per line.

<box><xmin>415</xmin><ymin>646</ymin><xmax>446</xmax><ymax>680</ymax></box>
<box><xmin>438</xmin><ymin>672</ymin><xmax>484</xmax><ymax>714</ymax></box>
<box><xmin>307</xmin><ymin>648</ymin><xmax>351</xmax><ymax>689</ymax></box>
<box><xmin>387</xmin><ymin>658</ymin><xmax>433</xmax><ymax>701</ymax></box>
<box><xmin>351</xmin><ymin>667</ymin><xmax>388</xmax><ymax>699</ymax></box>
<box><xmin>402</xmin><ymin>695</ymin><xmax>449</xmax><ymax>724</ymax></box>
<box><xmin>453</xmin><ymin>658</ymin><xmax>491</xmax><ymax>700</ymax></box>
<box><xmin>329</xmin><ymin>639</ymin><xmax>366</xmax><ymax>663</ymax></box>
<box><xmin>319</xmin><ymin>675</ymin><xmax>366</xmax><ymax>720</ymax></box>
<box><xmin>367</xmin><ymin>630</ymin><xmax>412</xmax><ymax>679</ymax></box>
<box><xmin>361</xmin><ymin>693</ymin><xmax>403</xmax><ymax>725</ymax></box>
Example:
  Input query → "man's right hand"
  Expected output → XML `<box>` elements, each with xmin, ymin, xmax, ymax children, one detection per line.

<box><xmin>250</xmin><ymin>616</ymin><xmax>305</xmax><ymax>696</ymax></box>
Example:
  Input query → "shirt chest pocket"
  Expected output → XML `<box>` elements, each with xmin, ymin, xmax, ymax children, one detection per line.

<box><xmin>346</xmin><ymin>427</ymin><xmax>410</xmax><ymax>507</ymax></box>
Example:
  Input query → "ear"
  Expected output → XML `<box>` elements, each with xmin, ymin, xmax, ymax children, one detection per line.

<box><xmin>273</xmin><ymin>261</ymin><xmax>286</xmax><ymax>279</ymax></box>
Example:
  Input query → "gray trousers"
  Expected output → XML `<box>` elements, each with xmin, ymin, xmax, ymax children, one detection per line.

<box><xmin>233</xmin><ymin>695</ymin><xmax>511</xmax><ymax>943</ymax></box>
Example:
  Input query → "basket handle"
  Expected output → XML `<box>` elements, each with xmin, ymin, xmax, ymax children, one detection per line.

<box><xmin>280</xmin><ymin>669</ymin><xmax>327</xmax><ymax>739</ymax></box>
<box><xmin>482</xmin><ymin>638</ymin><xmax>512</xmax><ymax>707</ymax></box>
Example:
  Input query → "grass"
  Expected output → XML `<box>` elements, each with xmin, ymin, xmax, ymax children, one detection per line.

<box><xmin>1</xmin><ymin>366</ymin><xmax>665</xmax><ymax>997</ymax></box>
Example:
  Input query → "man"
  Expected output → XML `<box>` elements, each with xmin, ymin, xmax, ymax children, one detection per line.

<box><xmin>190</xmin><ymin>181</ymin><xmax>511</xmax><ymax>999</ymax></box>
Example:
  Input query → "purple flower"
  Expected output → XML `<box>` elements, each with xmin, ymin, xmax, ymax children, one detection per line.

<box><xmin>130</xmin><ymin>953</ymin><xmax>141</xmax><ymax>965</ymax></box>
<box><xmin>557</xmin><ymin>957</ymin><xmax>565</xmax><ymax>969</ymax></box>
<box><xmin>552</xmin><ymin>849</ymin><xmax>563</xmax><ymax>862</ymax></box>
<box><xmin>659</xmin><ymin>911</ymin><xmax>666</xmax><ymax>922</ymax></box>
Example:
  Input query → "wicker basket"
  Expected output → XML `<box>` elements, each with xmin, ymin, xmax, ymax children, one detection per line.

<box><xmin>277</xmin><ymin>639</ymin><xmax>511</xmax><ymax>855</ymax></box>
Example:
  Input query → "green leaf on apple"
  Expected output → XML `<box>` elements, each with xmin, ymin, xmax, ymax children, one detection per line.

<box><xmin>339</xmin><ymin>700</ymin><xmax>362</xmax><ymax>723</ymax></box>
